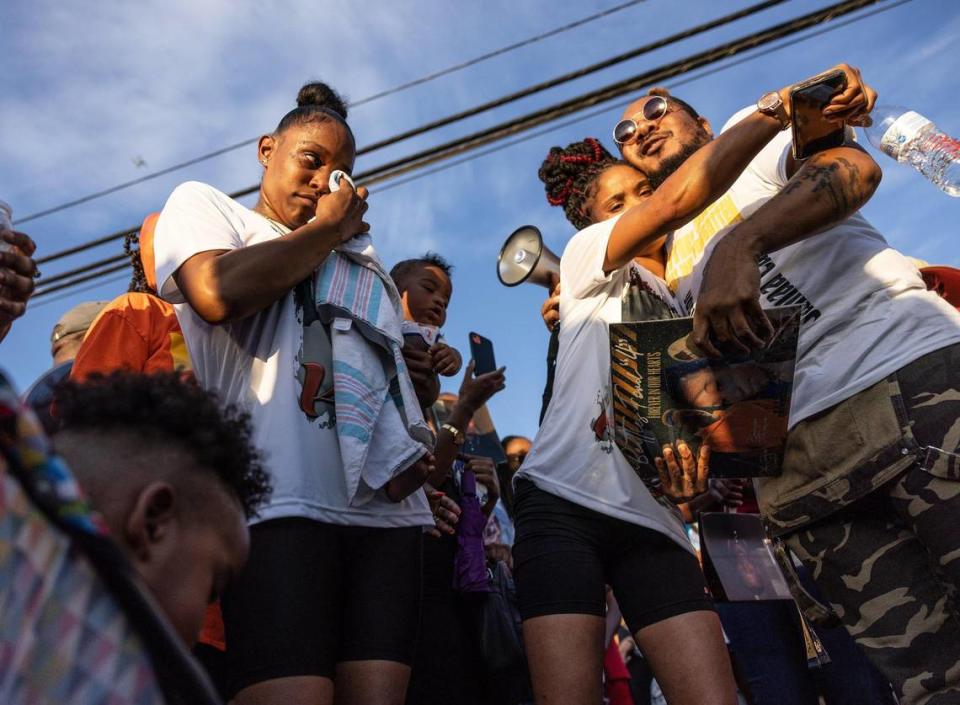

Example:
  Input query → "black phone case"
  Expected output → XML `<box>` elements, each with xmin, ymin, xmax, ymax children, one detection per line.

<box><xmin>469</xmin><ymin>332</ymin><xmax>497</xmax><ymax>375</ymax></box>
<box><xmin>790</xmin><ymin>70</ymin><xmax>848</xmax><ymax>160</ymax></box>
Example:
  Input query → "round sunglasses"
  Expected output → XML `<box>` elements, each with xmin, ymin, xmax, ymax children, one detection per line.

<box><xmin>612</xmin><ymin>96</ymin><xmax>670</xmax><ymax>146</ymax></box>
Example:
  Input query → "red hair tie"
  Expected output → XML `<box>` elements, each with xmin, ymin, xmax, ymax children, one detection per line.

<box><xmin>547</xmin><ymin>178</ymin><xmax>574</xmax><ymax>206</ymax></box>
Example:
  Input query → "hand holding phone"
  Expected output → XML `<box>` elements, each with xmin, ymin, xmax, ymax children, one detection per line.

<box><xmin>469</xmin><ymin>332</ymin><xmax>497</xmax><ymax>376</ymax></box>
<box><xmin>790</xmin><ymin>70</ymin><xmax>847</xmax><ymax>160</ymax></box>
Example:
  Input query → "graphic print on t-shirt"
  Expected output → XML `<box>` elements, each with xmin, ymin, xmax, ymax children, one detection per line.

<box><xmin>622</xmin><ymin>264</ymin><xmax>682</xmax><ymax>323</ymax></box>
<box><xmin>590</xmin><ymin>386</ymin><xmax>615</xmax><ymax>454</ymax></box>
<box><xmin>296</xmin><ymin>315</ymin><xmax>336</xmax><ymax>428</ymax></box>
<box><xmin>665</xmin><ymin>194</ymin><xmax>742</xmax><ymax>294</ymax></box>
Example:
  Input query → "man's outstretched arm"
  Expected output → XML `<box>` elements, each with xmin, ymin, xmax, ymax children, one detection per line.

<box><xmin>692</xmin><ymin>144</ymin><xmax>882</xmax><ymax>355</ymax></box>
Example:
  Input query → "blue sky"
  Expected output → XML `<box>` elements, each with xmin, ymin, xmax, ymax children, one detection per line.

<box><xmin>2</xmin><ymin>0</ymin><xmax>958</xmax><ymax>440</ymax></box>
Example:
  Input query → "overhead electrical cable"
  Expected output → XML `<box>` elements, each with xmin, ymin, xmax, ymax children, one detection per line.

<box><xmin>32</xmin><ymin>0</ymin><xmax>903</xmax><ymax>300</ymax></box>
<box><xmin>34</xmin><ymin>0</ymin><xmax>790</xmax><ymax>267</ymax></box>
<box><xmin>15</xmin><ymin>0</ymin><xmax>650</xmax><ymax>226</ymax></box>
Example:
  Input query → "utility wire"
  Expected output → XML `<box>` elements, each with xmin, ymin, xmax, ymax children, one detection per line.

<box><xmin>15</xmin><ymin>0</ymin><xmax>648</xmax><ymax>226</ymax></box>
<box><xmin>35</xmin><ymin>0</ymin><xmax>787</xmax><ymax>267</ymax></box>
<box><xmin>349</xmin><ymin>0</ymin><xmax>885</xmax><ymax>187</ymax></box>
<box><xmin>31</xmin><ymin>0</ymin><xmax>902</xmax><ymax>300</ymax></box>
<box><xmin>33</xmin><ymin>263</ymin><xmax>131</xmax><ymax>298</ymax></box>
<box><xmin>373</xmin><ymin>0</ymin><xmax>912</xmax><ymax>196</ymax></box>
<box><xmin>29</xmin><ymin>272</ymin><xmax>132</xmax><ymax>310</ymax></box>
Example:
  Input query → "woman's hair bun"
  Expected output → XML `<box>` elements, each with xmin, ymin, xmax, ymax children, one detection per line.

<box><xmin>296</xmin><ymin>82</ymin><xmax>348</xmax><ymax>120</ymax></box>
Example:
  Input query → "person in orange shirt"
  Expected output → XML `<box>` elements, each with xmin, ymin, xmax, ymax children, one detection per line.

<box><xmin>70</xmin><ymin>213</ymin><xmax>191</xmax><ymax>382</ymax></box>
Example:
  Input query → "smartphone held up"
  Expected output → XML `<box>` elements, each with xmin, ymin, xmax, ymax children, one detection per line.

<box><xmin>790</xmin><ymin>70</ymin><xmax>848</xmax><ymax>160</ymax></box>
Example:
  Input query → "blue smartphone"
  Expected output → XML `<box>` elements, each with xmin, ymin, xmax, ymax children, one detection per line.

<box><xmin>469</xmin><ymin>332</ymin><xmax>497</xmax><ymax>375</ymax></box>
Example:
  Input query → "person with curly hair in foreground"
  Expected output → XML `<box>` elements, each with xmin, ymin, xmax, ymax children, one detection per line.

<box><xmin>53</xmin><ymin>371</ymin><xmax>271</xmax><ymax>645</ymax></box>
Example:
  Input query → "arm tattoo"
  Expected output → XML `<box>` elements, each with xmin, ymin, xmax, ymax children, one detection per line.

<box><xmin>781</xmin><ymin>156</ymin><xmax>863</xmax><ymax>216</ymax></box>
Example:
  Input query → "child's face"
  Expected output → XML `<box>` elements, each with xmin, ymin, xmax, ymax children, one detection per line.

<box><xmin>401</xmin><ymin>264</ymin><xmax>452</xmax><ymax>327</ymax></box>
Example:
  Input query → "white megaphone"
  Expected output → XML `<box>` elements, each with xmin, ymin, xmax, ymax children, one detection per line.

<box><xmin>497</xmin><ymin>225</ymin><xmax>560</xmax><ymax>288</ymax></box>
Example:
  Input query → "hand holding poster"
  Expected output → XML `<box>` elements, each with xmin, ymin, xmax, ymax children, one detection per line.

<box><xmin>609</xmin><ymin>306</ymin><xmax>800</xmax><ymax>479</ymax></box>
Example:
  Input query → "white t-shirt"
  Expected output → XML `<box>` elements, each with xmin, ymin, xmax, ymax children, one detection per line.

<box><xmin>153</xmin><ymin>181</ymin><xmax>432</xmax><ymax>528</ymax></box>
<box><xmin>517</xmin><ymin>216</ymin><xmax>692</xmax><ymax>552</ymax></box>
<box><xmin>666</xmin><ymin>107</ymin><xmax>960</xmax><ymax>427</ymax></box>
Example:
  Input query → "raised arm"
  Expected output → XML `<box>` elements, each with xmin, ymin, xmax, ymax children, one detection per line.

<box><xmin>604</xmin><ymin>106</ymin><xmax>787</xmax><ymax>272</ymax></box>
<box><xmin>174</xmin><ymin>184</ymin><xmax>368</xmax><ymax>324</ymax></box>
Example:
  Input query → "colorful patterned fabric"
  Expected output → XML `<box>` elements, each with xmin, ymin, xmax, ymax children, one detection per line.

<box><xmin>314</xmin><ymin>239</ymin><xmax>434</xmax><ymax>506</ymax></box>
<box><xmin>0</xmin><ymin>371</ymin><xmax>165</xmax><ymax>705</ymax></box>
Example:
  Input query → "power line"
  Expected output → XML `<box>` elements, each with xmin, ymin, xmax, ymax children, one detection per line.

<box><xmin>374</xmin><ymin>0</ymin><xmax>912</xmax><ymax>195</ymax></box>
<box><xmin>15</xmin><ymin>0</ymin><xmax>648</xmax><ymax>226</ymax></box>
<box><xmin>29</xmin><ymin>272</ymin><xmax>131</xmax><ymax>310</ymax></box>
<box><xmin>31</xmin><ymin>0</ymin><xmax>902</xmax><ymax>300</ymax></box>
<box><xmin>33</xmin><ymin>262</ymin><xmax>130</xmax><ymax>298</ymax></box>
<box><xmin>317</xmin><ymin>0</ymin><xmax>887</xmax><ymax>186</ymax></box>
<box><xmin>35</xmin><ymin>0</ymin><xmax>788</xmax><ymax>267</ymax></box>
<box><xmin>38</xmin><ymin>253</ymin><xmax>129</xmax><ymax>287</ymax></box>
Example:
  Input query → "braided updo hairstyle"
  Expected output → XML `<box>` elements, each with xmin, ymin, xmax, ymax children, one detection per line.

<box><xmin>538</xmin><ymin>137</ymin><xmax>622</xmax><ymax>230</ymax></box>
<box><xmin>275</xmin><ymin>81</ymin><xmax>353</xmax><ymax>139</ymax></box>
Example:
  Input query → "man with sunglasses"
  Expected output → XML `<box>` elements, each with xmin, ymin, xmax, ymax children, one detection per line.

<box><xmin>611</xmin><ymin>67</ymin><xmax>960</xmax><ymax>704</ymax></box>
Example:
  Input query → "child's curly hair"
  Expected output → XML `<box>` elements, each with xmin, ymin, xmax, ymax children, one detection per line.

<box><xmin>537</xmin><ymin>137</ymin><xmax>623</xmax><ymax>230</ymax></box>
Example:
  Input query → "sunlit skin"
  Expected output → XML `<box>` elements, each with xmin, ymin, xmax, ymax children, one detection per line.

<box><xmin>504</xmin><ymin>436</ymin><xmax>532</xmax><ymax>474</ymax></box>
<box><xmin>617</xmin><ymin>96</ymin><xmax>713</xmax><ymax>183</ymax></box>
<box><xmin>54</xmin><ymin>431</ymin><xmax>250</xmax><ymax>645</ymax></box>
<box><xmin>400</xmin><ymin>264</ymin><xmax>452</xmax><ymax>328</ymax></box>
<box><xmin>585</xmin><ymin>164</ymin><xmax>668</xmax><ymax>276</ymax></box>
<box><xmin>679</xmin><ymin>364</ymin><xmax>771</xmax><ymax>409</ymax></box>
<box><xmin>255</xmin><ymin>119</ymin><xmax>357</xmax><ymax>230</ymax></box>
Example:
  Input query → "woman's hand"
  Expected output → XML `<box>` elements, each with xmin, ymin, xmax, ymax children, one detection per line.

<box><xmin>541</xmin><ymin>278</ymin><xmax>561</xmax><ymax>332</ymax></box>
<box><xmin>466</xmin><ymin>455</ymin><xmax>500</xmax><ymax>516</ymax></box>
<box><xmin>0</xmin><ymin>230</ymin><xmax>37</xmax><ymax>327</ymax></box>
<box><xmin>385</xmin><ymin>452</ymin><xmax>436</xmax><ymax>503</ymax></box>
<box><xmin>312</xmin><ymin>179</ymin><xmax>370</xmax><ymax>245</ymax></box>
<box><xmin>427</xmin><ymin>490</ymin><xmax>461</xmax><ymax>537</ymax></box>
<box><xmin>456</xmin><ymin>360</ymin><xmax>506</xmax><ymax>416</ymax></box>
<box><xmin>655</xmin><ymin>441</ymin><xmax>709</xmax><ymax>504</ymax></box>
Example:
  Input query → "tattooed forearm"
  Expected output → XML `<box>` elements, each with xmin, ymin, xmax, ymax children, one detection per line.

<box><xmin>783</xmin><ymin>155</ymin><xmax>869</xmax><ymax>216</ymax></box>
<box><xmin>724</xmin><ymin>146</ymin><xmax>882</xmax><ymax>255</ymax></box>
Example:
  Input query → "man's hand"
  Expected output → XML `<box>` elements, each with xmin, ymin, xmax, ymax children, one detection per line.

<box><xmin>403</xmin><ymin>345</ymin><xmax>441</xmax><ymax>408</ymax></box>
<box><xmin>466</xmin><ymin>455</ymin><xmax>500</xmax><ymax>516</ymax></box>
<box><xmin>426</xmin><ymin>490</ymin><xmax>461</xmax><ymax>537</ymax></box>
<box><xmin>692</xmin><ymin>236</ymin><xmax>773</xmax><ymax>357</ymax></box>
<box><xmin>541</xmin><ymin>278</ymin><xmax>561</xmax><ymax>332</ymax></box>
<box><xmin>655</xmin><ymin>441</ymin><xmax>709</xmax><ymax>503</ymax></box>
<box><xmin>385</xmin><ymin>452</ymin><xmax>436</xmax><ymax>502</ymax></box>
<box><xmin>430</xmin><ymin>341</ymin><xmax>462</xmax><ymax>377</ymax></box>
<box><xmin>457</xmin><ymin>360</ymin><xmax>506</xmax><ymax>415</ymax></box>
<box><xmin>0</xmin><ymin>230</ymin><xmax>38</xmax><ymax>321</ymax></box>
<box><xmin>706</xmin><ymin>478</ymin><xmax>746</xmax><ymax>509</ymax></box>
<box><xmin>820</xmin><ymin>63</ymin><xmax>877</xmax><ymax>127</ymax></box>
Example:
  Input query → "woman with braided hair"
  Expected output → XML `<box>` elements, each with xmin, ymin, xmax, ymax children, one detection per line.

<box><xmin>511</xmin><ymin>75</ymin><xmax>875</xmax><ymax>705</ymax></box>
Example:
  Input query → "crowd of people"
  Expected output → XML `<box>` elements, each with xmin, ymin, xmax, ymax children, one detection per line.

<box><xmin>1</xmin><ymin>59</ymin><xmax>959</xmax><ymax>705</ymax></box>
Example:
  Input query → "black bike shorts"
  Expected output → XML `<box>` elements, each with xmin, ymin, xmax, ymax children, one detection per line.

<box><xmin>220</xmin><ymin>517</ymin><xmax>422</xmax><ymax>697</ymax></box>
<box><xmin>512</xmin><ymin>479</ymin><xmax>713</xmax><ymax>634</ymax></box>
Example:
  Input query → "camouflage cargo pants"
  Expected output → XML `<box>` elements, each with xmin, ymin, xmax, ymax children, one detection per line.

<box><xmin>786</xmin><ymin>344</ymin><xmax>960</xmax><ymax>705</ymax></box>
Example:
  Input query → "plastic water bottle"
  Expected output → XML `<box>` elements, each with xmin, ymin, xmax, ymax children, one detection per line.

<box><xmin>863</xmin><ymin>106</ymin><xmax>960</xmax><ymax>196</ymax></box>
